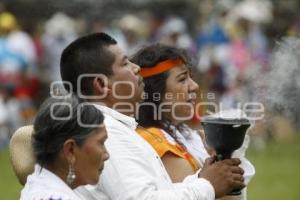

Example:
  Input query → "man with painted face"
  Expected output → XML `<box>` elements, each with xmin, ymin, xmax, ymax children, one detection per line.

<box><xmin>60</xmin><ymin>32</ymin><xmax>245</xmax><ymax>200</ymax></box>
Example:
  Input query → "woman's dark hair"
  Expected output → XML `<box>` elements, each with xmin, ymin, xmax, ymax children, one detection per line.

<box><xmin>32</xmin><ymin>95</ymin><xmax>104</xmax><ymax>166</ymax></box>
<box><xmin>131</xmin><ymin>43</ymin><xmax>191</xmax><ymax>127</ymax></box>
<box><xmin>131</xmin><ymin>44</ymin><xmax>193</xmax><ymax>146</ymax></box>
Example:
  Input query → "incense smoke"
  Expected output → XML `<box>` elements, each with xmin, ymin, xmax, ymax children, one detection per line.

<box><xmin>263</xmin><ymin>37</ymin><xmax>300</xmax><ymax>127</ymax></box>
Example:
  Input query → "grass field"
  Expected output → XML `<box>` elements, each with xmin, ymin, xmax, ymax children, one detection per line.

<box><xmin>1</xmin><ymin>138</ymin><xmax>300</xmax><ymax>200</ymax></box>
<box><xmin>247</xmin><ymin>138</ymin><xmax>300</xmax><ymax>200</ymax></box>
<box><xmin>0</xmin><ymin>148</ymin><xmax>22</xmax><ymax>199</ymax></box>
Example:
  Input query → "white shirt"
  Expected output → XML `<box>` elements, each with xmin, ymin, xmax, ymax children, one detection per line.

<box><xmin>21</xmin><ymin>164</ymin><xmax>83</xmax><ymax>200</ymax></box>
<box><xmin>76</xmin><ymin>105</ymin><xmax>215</xmax><ymax>200</ymax></box>
<box><xmin>159</xmin><ymin>126</ymin><xmax>255</xmax><ymax>200</ymax></box>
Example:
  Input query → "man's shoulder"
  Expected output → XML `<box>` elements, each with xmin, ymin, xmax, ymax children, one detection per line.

<box><xmin>103</xmin><ymin>114</ymin><xmax>132</xmax><ymax>133</ymax></box>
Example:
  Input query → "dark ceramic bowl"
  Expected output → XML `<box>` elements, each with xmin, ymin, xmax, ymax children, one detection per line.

<box><xmin>201</xmin><ymin>116</ymin><xmax>251</xmax><ymax>195</ymax></box>
<box><xmin>201</xmin><ymin>117</ymin><xmax>251</xmax><ymax>160</ymax></box>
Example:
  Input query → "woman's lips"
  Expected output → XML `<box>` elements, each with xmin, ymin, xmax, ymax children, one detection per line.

<box><xmin>187</xmin><ymin>93</ymin><xmax>197</xmax><ymax>105</ymax></box>
<box><xmin>187</xmin><ymin>99</ymin><xmax>196</xmax><ymax>105</ymax></box>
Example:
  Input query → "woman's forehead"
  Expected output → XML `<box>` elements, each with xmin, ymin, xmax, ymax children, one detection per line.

<box><xmin>168</xmin><ymin>64</ymin><xmax>189</xmax><ymax>75</ymax></box>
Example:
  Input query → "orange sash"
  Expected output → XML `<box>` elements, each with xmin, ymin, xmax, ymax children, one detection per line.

<box><xmin>136</xmin><ymin>127</ymin><xmax>200</xmax><ymax>172</ymax></box>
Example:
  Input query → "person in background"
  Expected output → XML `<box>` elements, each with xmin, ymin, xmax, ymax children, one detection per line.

<box><xmin>21</xmin><ymin>95</ymin><xmax>109</xmax><ymax>200</ymax></box>
<box><xmin>41</xmin><ymin>12</ymin><xmax>77</xmax><ymax>82</ymax></box>
<box><xmin>0</xmin><ymin>12</ymin><xmax>37</xmax><ymax>141</ymax></box>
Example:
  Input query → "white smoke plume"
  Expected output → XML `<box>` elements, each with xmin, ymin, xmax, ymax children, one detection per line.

<box><xmin>263</xmin><ymin>37</ymin><xmax>300</xmax><ymax>127</ymax></box>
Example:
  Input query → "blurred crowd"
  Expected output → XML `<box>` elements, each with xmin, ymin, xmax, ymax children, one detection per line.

<box><xmin>0</xmin><ymin>0</ymin><xmax>299</xmax><ymax>150</ymax></box>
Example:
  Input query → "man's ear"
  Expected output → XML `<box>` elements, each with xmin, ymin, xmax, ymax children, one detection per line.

<box><xmin>63</xmin><ymin>139</ymin><xmax>77</xmax><ymax>165</ymax></box>
<box><xmin>93</xmin><ymin>75</ymin><xmax>110</xmax><ymax>98</ymax></box>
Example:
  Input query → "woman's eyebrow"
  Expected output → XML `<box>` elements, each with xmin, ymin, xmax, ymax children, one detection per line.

<box><xmin>176</xmin><ymin>70</ymin><xmax>188</xmax><ymax>78</ymax></box>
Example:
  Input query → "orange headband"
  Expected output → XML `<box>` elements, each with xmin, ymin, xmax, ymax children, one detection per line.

<box><xmin>140</xmin><ymin>58</ymin><xmax>184</xmax><ymax>78</ymax></box>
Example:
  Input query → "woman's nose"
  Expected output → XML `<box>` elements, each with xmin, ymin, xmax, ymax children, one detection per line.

<box><xmin>189</xmin><ymin>78</ymin><xmax>199</xmax><ymax>92</ymax></box>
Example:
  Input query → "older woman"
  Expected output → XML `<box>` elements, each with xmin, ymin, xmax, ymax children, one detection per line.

<box><xmin>131</xmin><ymin>44</ymin><xmax>254</xmax><ymax>199</ymax></box>
<box><xmin>20</xmin><ymin>95</ymin><xmax>109</xmax><ymax>200</ymax></box>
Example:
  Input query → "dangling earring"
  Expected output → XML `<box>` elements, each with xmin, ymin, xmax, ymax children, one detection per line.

<box><xmin>66</xmin><ymin>164</ymin><xmax>76</xmax><ymax>185</ymax></box>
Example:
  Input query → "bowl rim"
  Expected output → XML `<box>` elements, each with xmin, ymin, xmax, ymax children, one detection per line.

<box><xmin>201</xmin><ymin>116</ymin><xmax>251</xmax><ymax>125</ymax></box>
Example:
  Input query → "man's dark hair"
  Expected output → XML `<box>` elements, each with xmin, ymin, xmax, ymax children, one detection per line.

<box><xmin>33</xmin><ymin>95</ymin><xmax>104</xmax><ymax>166</ymax></box>
<box><xmin>60</xmin><ymin>32</ymin><xmax>117</xmax><ymax>95</ymax></box>
<box><xmin>130</xmin><ymin>43</ymin><xmax>190</xmax><ymax>127</ymax></box>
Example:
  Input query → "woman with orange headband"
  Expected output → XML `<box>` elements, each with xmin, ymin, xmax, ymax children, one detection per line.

<box><xmin>131</xmin><ymin>44</ymin><xmax>254</xmax><ymax>199</ymax></box>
